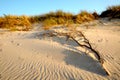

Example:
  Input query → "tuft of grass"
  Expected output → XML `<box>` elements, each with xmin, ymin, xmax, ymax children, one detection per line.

<box><xmin>42</xmin><ymin>18</ymin><xmax>57</xmax><ymax>30</ymax></box>
<box><xmin>92</xmin><ymin>12</ymin><xmax>99</xmax><ymax>19</ymax></box>
<box><xmin>75</xmin><ymin>11</ymin><xmax>95</xmax><ymax>24</ymax></box>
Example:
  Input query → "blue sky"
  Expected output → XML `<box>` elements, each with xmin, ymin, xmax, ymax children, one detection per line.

<box><xmin>0</xmin><ymin>0</ymin><xmax>120</xmax><ymax>16</ymax></box>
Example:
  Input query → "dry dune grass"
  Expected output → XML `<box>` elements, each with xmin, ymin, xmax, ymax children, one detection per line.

<box><xmin>0</xmin><ymin>5</ymin><xmax>119</xmax><ymax>31</ymax></box>
<box><xmin>30</xmin><ymin>10</ymin><xmax>97</xmax><ymax>30</ymax></box>
<box><xmin>0</xmin><ymin>11</ymin><xmax>96</xmax><ymax>31</ymax></box>
<box><xmin>0</xmin><ymin>15</ymin><xmax>31</xmax><ymax>31</ymax></box>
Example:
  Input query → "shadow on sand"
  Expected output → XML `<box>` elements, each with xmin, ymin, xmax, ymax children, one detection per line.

<box><xmin>42</xmin><ymin>36</ymin><xmax>108</xmax><ymax>76</ymax></box>
<box><xmin>63</xmin><ymin>49</ymin><xmax>108</xmax><ymax>76</ymax></box>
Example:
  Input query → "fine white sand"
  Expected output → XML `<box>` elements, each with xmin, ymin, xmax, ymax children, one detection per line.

<box><xmin>0</xmin><ymin>19</ymin><xmax>120</xmax><ymax>80</ymax></box>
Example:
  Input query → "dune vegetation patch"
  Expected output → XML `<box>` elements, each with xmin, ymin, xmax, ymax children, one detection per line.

<box><xmin>0</xmin><ymin>15</ymin><xmax>31</xmax><ymax>31</ymax></box>
<box><xmin>100</xmin><ymin>5</ymin><xmax>120</xmax><ymax>19</ymax></box>
<box><xmin>0</xmin><ymin>5</ymin><xmax>120</xmax><ymax>31</ymax></box>
<box><xmin>30</xmin><ymin>10</ymin><xmax>97</xmax><ymax>30</ymax></box>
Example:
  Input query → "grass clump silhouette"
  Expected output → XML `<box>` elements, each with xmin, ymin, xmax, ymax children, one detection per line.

<box><xmin>100</xmin><ymin>5</ymin><xmax>120</xmax><ymax>18</ymax></box>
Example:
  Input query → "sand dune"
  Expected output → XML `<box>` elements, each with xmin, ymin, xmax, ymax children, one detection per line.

<box><xmin>0</xmin><ymin>19</ymin><xmax>120</xmax><ymax>80</ymax></box>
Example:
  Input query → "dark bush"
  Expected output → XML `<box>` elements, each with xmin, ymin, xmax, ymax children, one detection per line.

<box><xmin>100</xmin><ymin>5</ymin><xmax>120</xmax><ymax>18</ymax></box>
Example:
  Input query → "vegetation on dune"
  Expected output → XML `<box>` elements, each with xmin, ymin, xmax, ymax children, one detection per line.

<box><xmin>100</xmin><ymin>5</ymin><xmax>120</xmax><ymax>18</ymax></box>
<box><xmin>0</xmin><ymin>15</ymin><xmax>31</xmax><ymax>31</ymax></box>
<box><xmin>75</xmin><ymin>11</ymin><xmax>95</xmax><ymax>24</ymax></box>
<box><xmin>30</xmin><ymin>10</ymin><xmax>97</xmax><ymax>29</ymax></box>
<box><xmin>0</xmin><ymin>5</ymin><xmax>120</xmax><ymax>31</ymax></box>
<box><xmin>0</xmin><ymin>10</ymin><xmax>99</xmax><ymax>31</ymax></box>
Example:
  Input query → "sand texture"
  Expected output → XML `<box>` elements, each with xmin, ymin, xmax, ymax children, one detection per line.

<box><xmin>0</xmin><ymin>19</ymin><xmax>120</xmax><ymax>80</ymax></box>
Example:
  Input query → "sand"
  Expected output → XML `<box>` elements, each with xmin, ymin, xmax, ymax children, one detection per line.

<box><xmin>0</xmin><ymin>19</ymin><xmax>120</xmax><ymax>80</ymax></box>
